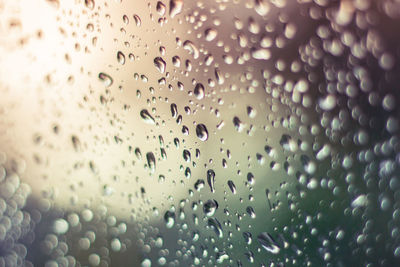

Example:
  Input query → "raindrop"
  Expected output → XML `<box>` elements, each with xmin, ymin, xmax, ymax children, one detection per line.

<box><xmin>154</xmin><ymin>57</ymin><xmax>166</xmax><ymax>73</ymax></box>
<box><xmin>203</xmin><ymin>199</ymin><xmax>218</xmax><ymax>217</ymax></box>
<box><xmin>318</xmin><ymin>94</ymin><xmax>336</xmax><ymax>111</ymax></box>
<box><xmin>233</xmin><ymin>116</ymin><xmax>244</xmax><ymax>132</ymax></box>
<box><xmin>117</xmin><ymin>51</ymin><xmax>125</xmax><ymax>65</ymax></box>
<box><xmin>52</xmin><ymin>219</ymin><xmax>69</xmax><ymax>235</ymax></box>
<box><xmin>227</xmin><ymin>180</ymin><xmax>236</xmax><ymax>194</ymax></box>
<box><xmin>170</xmin><ymin>103</ymin><xmax>178</xmax><ymax>118</ymax></box>
<box><xmin>207</xmin><ymin>169</ymin><xmax>216</xmax><ymax>193</ymax></box>
<box><xmin>208</xmin><ymin>218</ymin><xmax>223</xmax><ymax>238</ymax></box>
<box><xmin>183</xmin><ymin>40</ymin><xmax>199</xmax><ymax>59</ymax></box>
<box><xmin>84</xmin><ymin>0</ymin><xmax>95</xmax><ymax>10</ymax></box>
<box><xmin>169</xmin><ymin>0</ymin><xmax>183</xmax><ymax>18</ymax></box>
<box><xmin>146</xmin><ymin>152</ymin><xmax>156</xmax><ymax>173</ymax></box>
<box><xmin>172</xmin><ymin>56</ymin><xmax>181</xmax><ymax>67</ymax></box>
<box><xmin>140</xmin><ymin>109</ymin><xmax>155</xmax><ymax>124</ymax></box>
<box><xmin>243</xmin><ymin>232</ymin><xmax>252</xmax><ymax>244</ymax></box>
<box><xmin>156</xmin><ymin>1</ymin><xmax>166</xmax><ymax>16</ymax></box>
<box><xmin>251</xmin><ymin>48</ymin><xmax>271</xmax><ymax>60</ymax></box>
<box><xmin>134</xmin><ymin>148</ymin><xmax>142</xmax><ymax>160</ymax></box>
<box><xmin>183</xmin><ymin>149</ymin><xmax>191</xmax><ymax>162</ymax></box>
<box><xmin>196</xmin><ymin>124</ymin><xmax>209</xmax><ymax>141</ymax></box>
<box><xmin>194</xmin><ymin>83</ymin><xmax>205</xmax><ymax>100</ymax></box>
<box><xmin>194</xmin><ymin>179</ymin><xmax>205</xmax><ymax>191</ymax></box>
<box><xmin>257</xmin><ymin>232</ymin><xmax>280</xmax><ymax>254</ymax></box>
<box><xmin>98</xmin><ymin>72</ymin><xmax>113</xmax><ymax>87</ymax></box>
<box><xmin>133</xmin><ymin>14</ymin><xmax>141</xmax><ymax>26</ymax></box>
<box><xmin>164</xmin><ymin>211</ymin><xmax>175</xmax><ymax>228</ymax></box>
<box><xmin>204</xmin><ymin>28</ymin><xmax>218</xmax><ymax>42</ymax></box>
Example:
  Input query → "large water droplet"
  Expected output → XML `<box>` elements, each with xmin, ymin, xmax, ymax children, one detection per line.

<box><xmin>257</xmin><ymin>232</ymin><xmax>280</xmax><ymax>254</ymax></box>
<box><xmin>204</xmin><ymin>28</ymin><xmax>218</xmax><ymax>42</ymax></box>
<box><xmin>207</xmin><ymin>169</ymin><xmax>216</xmax><ymax>193</ymax></box>
<box><xmin>170</xmin><ymin>103</ymin><xmax>178</xmax><ymax>118</ymax></box>
<box><xmin>203</xmin><ymin>199</ymin><xmax>218</xmax><ymax>217</ymax></box>
<box><xmin>227</xmin><ymin>180</ymin><xmax>236</xmax><ymax>194</ymax></box>
<box><xmin>169</xmin><ymin>0</ymin><xmax>183</xmax><ymax>18</ymax></box>
<box><xmin>196</xmin><ymin>124</ymin><xmax>208</xmax><ymax>141</ymax></box>
<box><xmin>154</xmin><ymin>57</ymin><xmax>166</xmax><ymax>73</ymax></box>
<box><xmin>208</xmin><ymin>218</ymin><xmax>223</xmax><ymax>238</ymax></box>
<box><xmin>156</xmin><ymin>1</ymin><xmax>166</xmax><ymax>16</ymax></box>
<box><xmin>98</xmin><ymin>72</ymin><xmax>113</xmax><ymax>87</ymax></box>
<box><xmin>183</xmin><ymin>40</ymin><xmax>199</xmax><ymax>59</ymax></box>
<box><xmin>146</xmin><ymin>152</ymin><xmax>156</xmax><ymax>173</ymax></box>
<box><xmin>117</xmin><ymin>51</ymin><xmax>125</xmax><ymax>65</ymax></box>
<box><xmin>194</xmin><ymin>83</ymin><xmax>205</xmax><ymax>100</ymax></box>
<box><xmin>140</xmin><ymin>109</ymin><xmax>155</xmax><ymax>124</ymax></box>
<box><xmin>164</xmin><ymin>211</ymin><xmax>175</xmax><ymax>228</ymax></box>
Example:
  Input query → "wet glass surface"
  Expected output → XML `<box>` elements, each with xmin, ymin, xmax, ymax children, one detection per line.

<box><xmin>0</xmin><ymin>0</ymin><xmax>400</xmax><ymax>266</ymax></box>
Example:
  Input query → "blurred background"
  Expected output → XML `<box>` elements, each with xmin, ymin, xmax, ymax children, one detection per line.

<box><xmin>0</xmin><ymin>0</ymin><xmax>400</xmax><ymax>266</ymax></box>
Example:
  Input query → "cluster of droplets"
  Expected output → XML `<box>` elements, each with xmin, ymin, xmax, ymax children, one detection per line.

<box><xmin>0</xmin><ymin>153</ymin><xmax>35</xmax><ymax>266</ymax></box>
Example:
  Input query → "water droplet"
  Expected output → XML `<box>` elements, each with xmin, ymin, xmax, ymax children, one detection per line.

<box><xmin>204</xmin><ymin>28</ymin><xmax>218</xmax><ymax>42</ymax></box>
<box><xmin>257</xmin><ymin>232</ymin><xmax>280</xmax><ymax>254</ymax></box>
<box><xmin>196</xmin><ymin>124</ymin><xmax>208</xmax><ymax>141</ymax></box>
<box><xmin>208</xmin><ymin>218</ymin><xmax>223</xmax><ymax>238</ymax></box>
<box><xmin>117</xmin><ymin>51</ymin><xmax>125</xmax><ymax>65</ymax></box>
<box><xmin>243</xmin><ymin>232</ymin><xmax>252</xmax><ymax>244</ymax></box>
<box><xmin>172</xmin><ymin>56</ymin><xmax>181</xmax><ymax>67</ymax></box>
<box><xmin>133</xmin><ymin>14</ymin><xmax>141</xmax><ymax>26</ymax></box>
<box><xmin>98</xmin><ymin>72</ymin><xmax>113</xmax><ymax>87</ymax></box>
<box><xmin>207</xmin><ymin>169</ymin><xmax>216</xmax><ymax>193</ymax></box>
<box><xmin>183</xmin><ymin>40</ymin><xmax>199</xmax><ymax>59</ymax></box>
<box><xmin>169</xmin><ymin>0</ymin><xmax>183</xmax><ymax>18</ymax></box>
<box><xmin>156</xmin><ymin>1</ymin><xmax>166</xmax><ymax>16</ymax></box>
<box><xmin>194</xmin><ymin>83</ymin><xmax>205</xmax><ymax>100</ymax></box>
<box><xmin>227</xmin><ymin>180</ymin><xmax>236</xmax><ymax>194</ymax></box>
<box><xmin>52</xmin><ymin>219</ymin><xmax>69</xmax><ymax>235</ymax></box>
<box><xmin>146</xmin><ymin>152</ymin><xmax>156</xmax><ymax>173</ymax></box>
<box><xmin>134</xmin><ymin>148</ymin><xmax>142</xmax><ymax>160</ymax></box>
<box><xmin>164</xmin><ymin>211</ymin><xmax>175</xmax><ymax>228</ymax></box>
<box><xmin>183</xmin><ymin>149</ymin><xmax>191</xmax><ymax>162</ymax></box>
<box><xmin>194</xmin><ymin>179</ymin><xmax>205</xmax><ymax>191</ymax></box>
<box><xmin>154</xmin><ymin>57</ymin><xmax>166</xmax><ymax>73</ymax></box>
<box><xmin>254</xmin><ymin>0</ymin><xmax>270</xmax><ymax>16</ymax></box>
<box><xmin>233</xmin><ymin>116</ymin><xmax>244</xmax><ymax>132</ymax></box>
<box><xmin>170</xmin><ymin>103</ymin><xmax>178</xmax><ymax>118</ymax></box>
<box><xmin>84</xmin><ymin>0</ymin><xmax>95</xmax><ymax>10</ymax></box>
<box><xmin>318</xmin><ymin>94</ymin><xmax>336</xmax><ymax>111</ymax></box>
<box><xmin>203</xmin><ymin>199</ymin><xmax>218</xmax><ymax>217</ymax></box>
<box><xmin>140</xmin><ymin>109</ymin><xmax>155</xmax><ymax>124</ymax></box>
<box><xmin>251</xmin><ymin>48</ymin><xmax>270</xmax><ymax>60</ymax></box>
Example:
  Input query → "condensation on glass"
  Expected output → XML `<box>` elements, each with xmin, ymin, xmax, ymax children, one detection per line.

<box><xmin>0</xmin><ymin>0</ymin><xmax>400</xmax><ymax>266</ymax></box>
